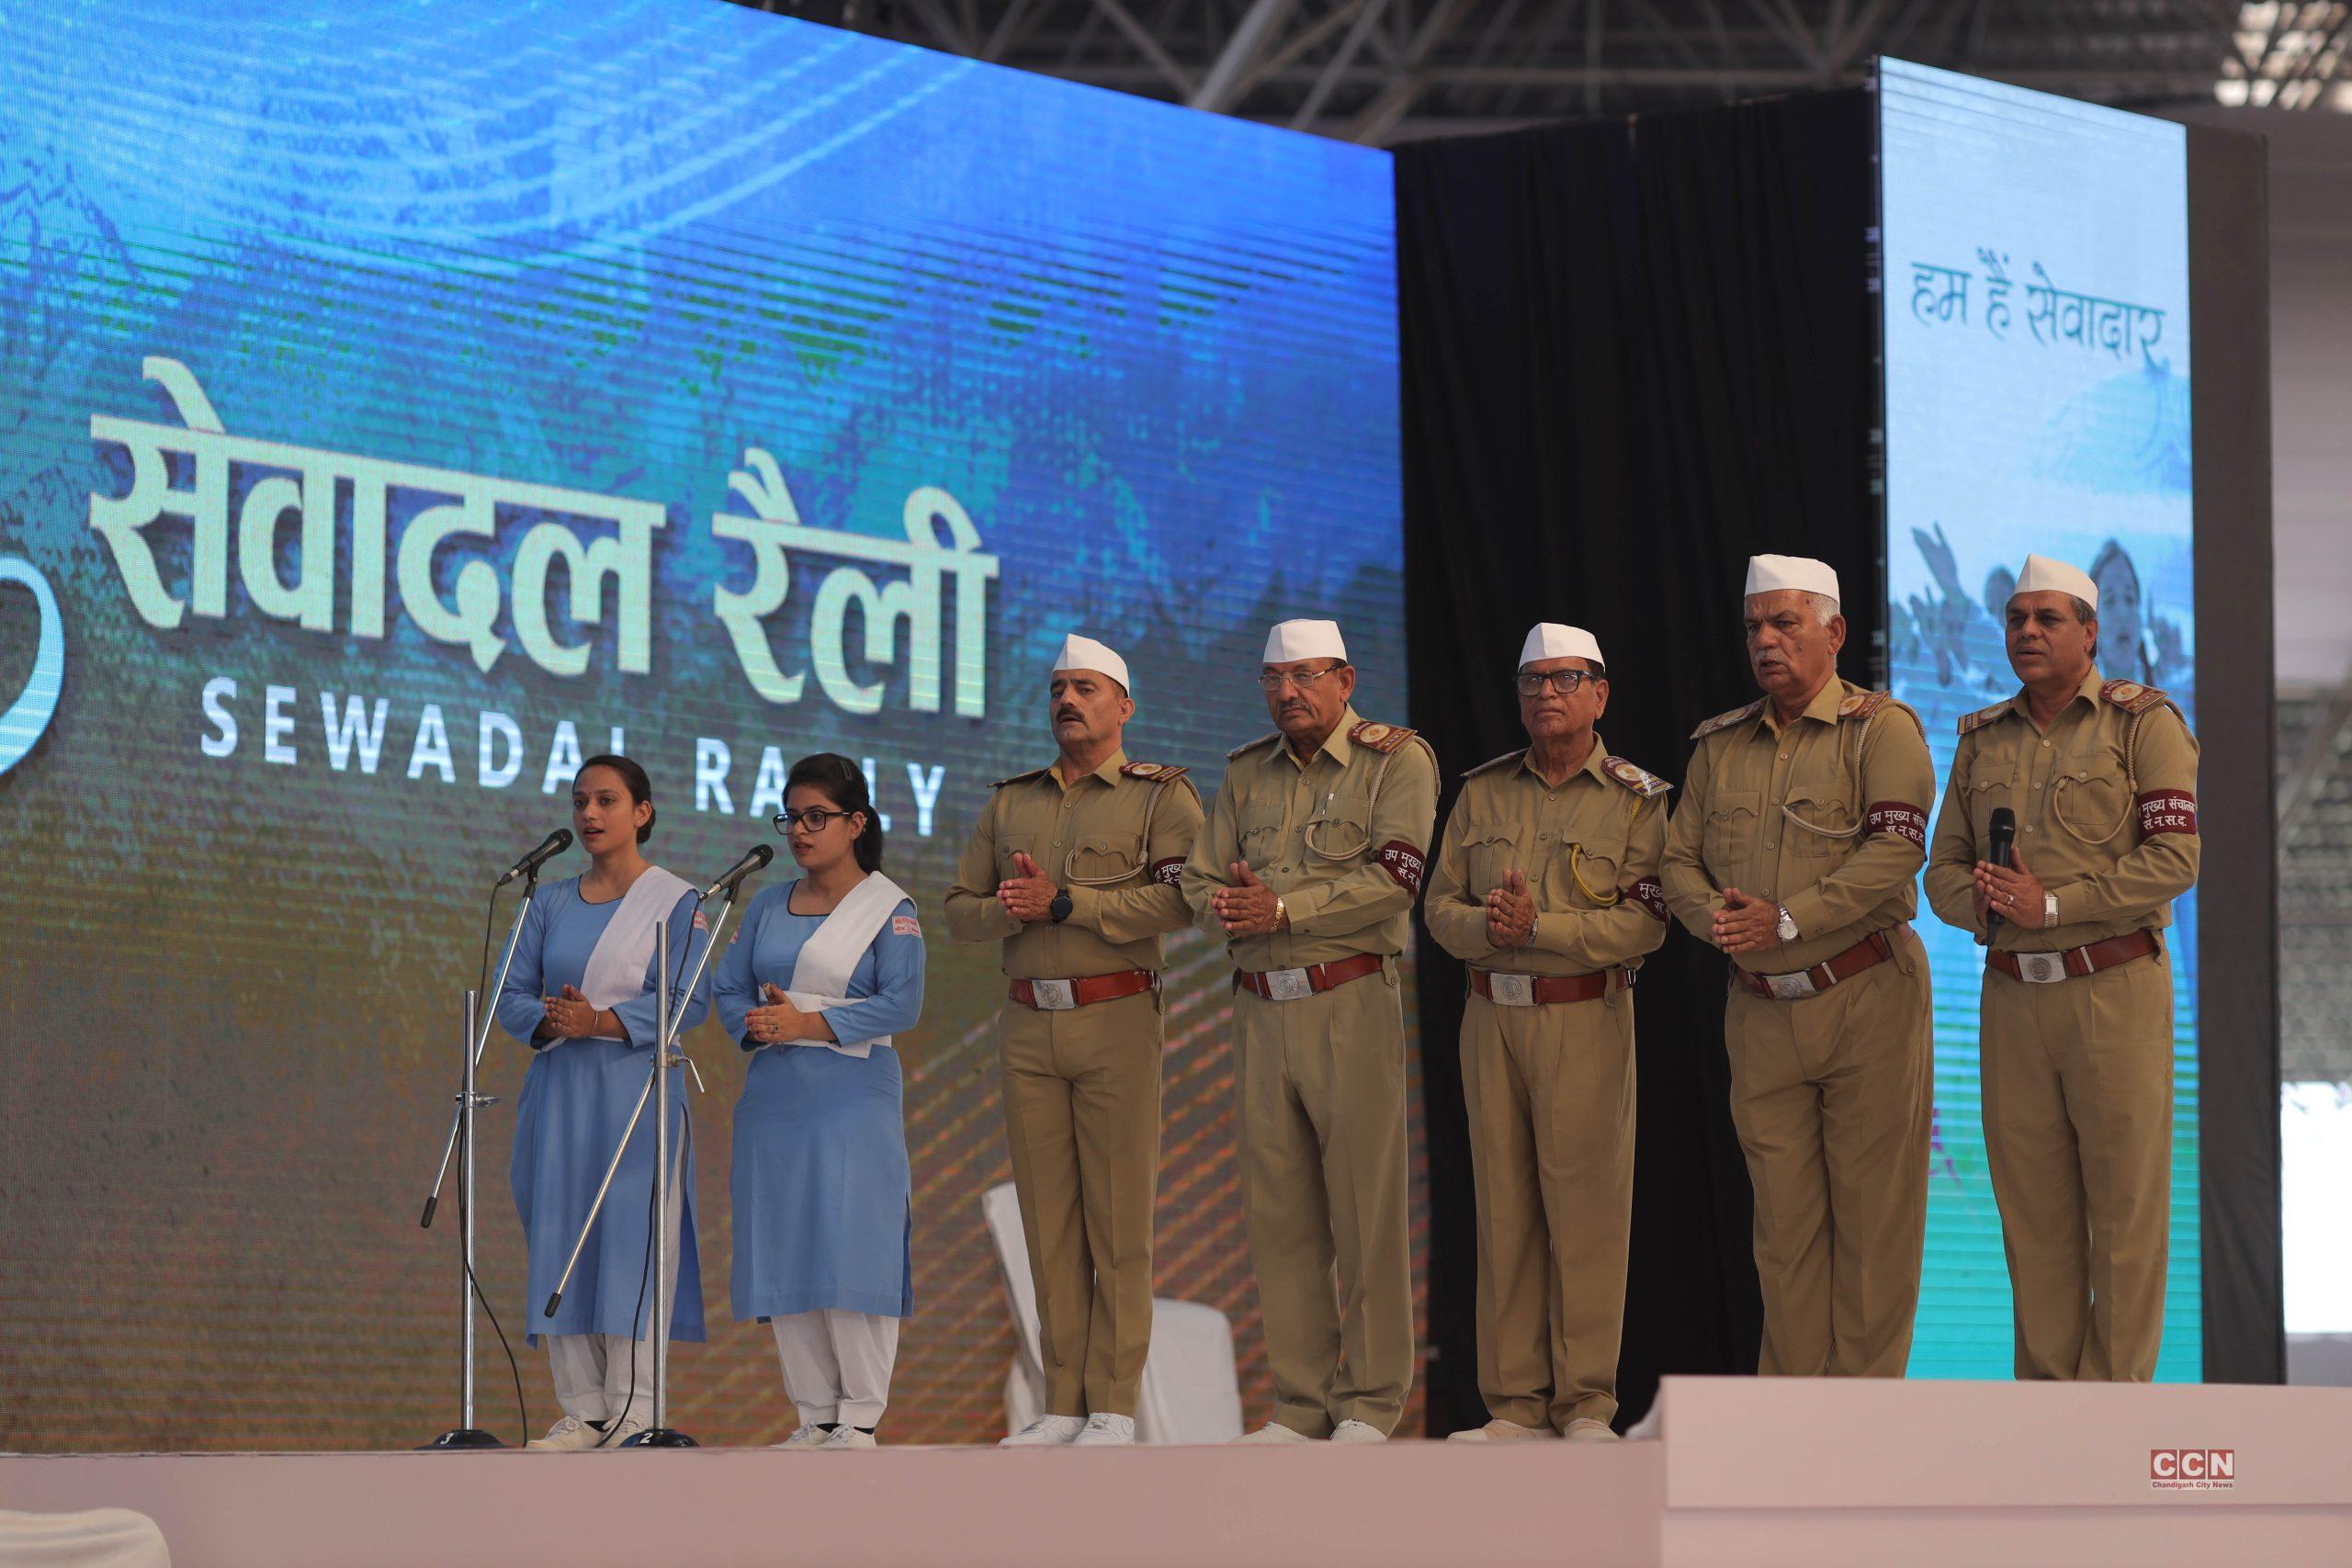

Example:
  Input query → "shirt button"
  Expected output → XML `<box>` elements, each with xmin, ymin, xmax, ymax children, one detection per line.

<box><xmin>1779</xmin><ymin>753</ymin><xmax>1789</xmax><ymax>761</ymax></box>
<box><xmin>2024</xmin><ymin>826</ymin><xmax>2036</xmax><ymax>834</ymax></box>
<box><xmin>2033</xmin><ymin>783</ymin><xmax>2043</xmax><ymax>791</ymax></box>
<box><xmin>1538</xmin><ymin>830</ymin><xmax>1554</xmax><ymax>841</ymax></box>
<box><xmin>2041</xmin><ymin>740</ymin><xmax>2052</xmax><ymax>750</ymax></box>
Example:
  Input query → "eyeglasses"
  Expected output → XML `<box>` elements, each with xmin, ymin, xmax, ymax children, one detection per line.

<box><xmin>1515</xmin><ymin>669</ymin><xmax>1599</xmax><ymax>696</ymax></box>
<box><xmin>1257</xmin><ymin>664</ymin><xmax>1347</xmax><ymax>693</ymax></box>
<box><xmin>775</xmin><ymin>807</ymin><xmax>853</xmax><ymax>832</ymax></box>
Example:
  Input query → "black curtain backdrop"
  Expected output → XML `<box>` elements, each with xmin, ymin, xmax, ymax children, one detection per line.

<box><xmin>1396</xmin><ymin>90</ymin><xmax>1883</xmax><ymax>1434</ymax></box>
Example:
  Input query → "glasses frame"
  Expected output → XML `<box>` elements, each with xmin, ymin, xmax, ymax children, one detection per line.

<box><xmin>1256</xmin><ymin>662</ymin><xmax>1349</xmax><ymax>693</ymax></box>
<box><xmin>1514</xmin><ymin>668</ymin><xmax>1600</xmax><ymax>697</ymax></box>
<box><xmin>774</xmin><ymin>806</ymin><xmax>854</xmax><ymax>834</ymax></box>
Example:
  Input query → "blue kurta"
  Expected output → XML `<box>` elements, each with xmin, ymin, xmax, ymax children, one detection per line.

<box><xmin>716</xmin><ymin>880</ymin><xmax>925</xmax><ymax>1322</ymax></box>
<box><xmin>499</xmin><ymin>874</ymin><xmax>713</xmax><ymax>1345</ymax></box>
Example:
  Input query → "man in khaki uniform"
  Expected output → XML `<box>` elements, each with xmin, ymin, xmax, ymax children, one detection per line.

<box><xmin>1661</xmin><ymin>554</ymin><xmax>1937</xmax><ymax>1378</ymax></box>
<box><xmin>944</xmin><ymin>633</ymin><xmax>1204</xmax><ymax>1447</ymax></box>
<box><xmin>1181</xmin><ymin>617</ymin><xmax>1437</xmax><ymax>1444</ymax></box>
<box><xmin>1425</xmin><ymin>624</ymin><xmax>1671</xmax><ymax>1445</ymax></box>
<box><xmin>1924</xmin><ymin>554</ymin><xmax>2200</xmax><ymax>1382</ymax></box>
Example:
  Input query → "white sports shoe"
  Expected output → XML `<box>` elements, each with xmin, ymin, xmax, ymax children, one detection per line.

<box><xmin>1562</xmin><ymin>1418</ymin><xmax>1619</xmax><ymax>1443</ymax></box>
<box><xmin>771</xmin><ymin>1424</ymin><xmax>831</xmax><ymax>1450</ymax></box>
<box><xmin>821</xmin><ymin>1425</ymin><xmax>878</xmax><ymax>1450</ymax></box>
<box><xmin>1232</xmin><ymin>1422</ymin><xmax>1315</xmax><ymax>1445</ymax></box>
<box><xmin>999</xmin><ymin>1414</ymin><xmax>1088</xmax><ymax>1448</ymax></box>
<box><xmin>1329</xmin><ymin>1420</ymin><xmax>1388</xmax><ymax>1444</ymax></box>
<box><xmin>1446</xmin><ymin>1418</ymin><xmax>1555</xmax><ymax>1444</ymax></box>
<box><xmin>526</xmin><ymin>1414</ymin><xmax>605</xmax><ymax>1451</ymax></box>
<box><xmin>605</xmin><ymin>1416</ymin><xmax>650</xmax><ymax>1447</ymax></box>
<box><xmin>1069</xmin><ymin>1413</ymin><xmax>1136</xmax><ymax>1448</ymax></box>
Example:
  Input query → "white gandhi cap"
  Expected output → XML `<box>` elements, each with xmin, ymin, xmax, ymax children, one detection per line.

<box><xmin>1263</xmin><ymin>618</ymin><xmax>1349</xmax><ymax>664</ymax></box>
<box><xmin>1052</xmin><ymin>633</ymin><xmax>1131</xmax><ymax>694</ymax></box>
<box><xmin>2012</xmin><ymin>553</ymin><xmax>2099</xmax><ymax>612</ymax></box>
<box><xmin>1518</xmin><ymin>623</ymin><xmax>1605</xmax><ymax>670</ymax></box>
<box><xmin>1745</xmin><ymin>554</ymin><xmax>1840</xmax><ymax>607</ymax></box>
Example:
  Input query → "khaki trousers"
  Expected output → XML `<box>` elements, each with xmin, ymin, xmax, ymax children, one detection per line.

<box><xmin>1000</xmin><ymin>987</ymin><xmax>1164</xmax><ymax>1416</ymax></box>
<box><xmin>1233</xmin><ymin>964</ymin><xmax>1413</xmax><ymax>1438</ymax></box>
<box><xmin>1724</xmin><ymin>925</ymin><xmax>1931</xmax><ymax>1378</ymax></box>
<box><xmin>1981</xmin><ymin>948</ymin><xmax>2174</xmax><ymax>1382</ymax></box>
<box><xmin>1461</xmin><ymin>987</ymin><xmax>1634</xmax><ymax>1432</ymax></box>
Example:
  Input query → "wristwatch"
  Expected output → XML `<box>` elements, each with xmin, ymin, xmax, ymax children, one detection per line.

<box><xmin>2043</xmin><ymin>891</ymin><xmax>2059</xmax><ymax>929</ymax></box>
<box><xmin>1048</xmin><ymin>888</ymin><xmax>1073</xmax><ymax>924</ymax></box>
<box><xmin>1775</xmin><ymin>904</ymin><xmax>1799</xmax><ymax>944</ymax></box>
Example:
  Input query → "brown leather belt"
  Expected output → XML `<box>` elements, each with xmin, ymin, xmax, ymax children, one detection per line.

<box><xmin>1989</xmin><ymin>928</ymin><xmax>2160</xmax><ymax>985</ymax></box>
<box><xmin>1234</xmin><ymin>952</ymin><xmax>1386</xmax><ymax>1002</ymax></box>
<box><xmin>1733</xmin><ymin>930</ymin><xmax>1895</xmax><ymax>1001</ymax></box>
<box><xmin>1468</xmin><ymin>965</ymin><xmax>1634</xmax><ymax>1007</ymax></box>
<box><xmin>1009</xmin><ymin>970</ymin><xmax>1159</xmax><ymax>1011</ymax></box>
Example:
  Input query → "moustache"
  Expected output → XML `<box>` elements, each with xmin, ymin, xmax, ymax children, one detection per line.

<box><xmin>1055</xmin><ymin>708</ymin><xmax>1083</xmax><ymax>722</ymax></box>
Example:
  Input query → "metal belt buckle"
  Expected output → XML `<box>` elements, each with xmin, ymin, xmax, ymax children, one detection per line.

<box><xmin>1766</xmin><ymin>971</ymin><xmax>1818</xmax><ymax>1001</ymax></box>
<box><xmin>2018</xmin><ymin>953</ymin><xmax>2067</xmax><ymax>985</ymax></box>
<box><xmin>1262</xmin><ymin>967</ymin><xmax>1314</xmax><ymax>1001</ymax></box>
<box><xmin>1030</xmin><ymin>978</ymin><xmax>1078</xmax><ymax>1010</ymax></box>
<box><xmin>1487</xmin><ymin>973</ymin><xmax>1536</xmax><ymax>1008</ymax></box>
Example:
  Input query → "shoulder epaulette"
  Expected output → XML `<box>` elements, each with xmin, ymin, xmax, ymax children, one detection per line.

<box><xmin>1120</xmin><ymin>761</ymin><xmax>1190</xmax><ymax>784</ymax></box>
<box><xmin>2099</xmin><ymin>679</ymin><xmax>2171</xmax><ymax>716</ymax></box>
<box><xmin>1690</xmin><ymin>699</ymin><xmax>1765</xmax><ymax>740</ymax></box>
<box><xmin>1958</xmin><ymin>701</ymin><xmax>2013</xmax><ymax>736</ymax></box>
<box><xmin>988</xmin><ymin>765</ymin><xmax>1053</xmax><ymax>789</ymax></box>
<box><xmin>1602</xmin><ymin>756</ymin><xmax>1672</xmax><ymax>798</ymax></box>
<box><xmin>1227</xmin><ymin>732</ymin><xmax>1283</xmax><ymax>761</ymax></box>
<box><xmin>1462</xmin><ymin>749</ymin><xmax>1528</xmax><ymax>780</ymax></box>
<box><xmin>1837</xmin><ymin>689</ymin><xmax>1893</xmax><ymax>720</ymax></box>
<box><xmin>1348</xmin><ymin>719</ymin><xmax>1416</xmax><ymax>754</ymax></box>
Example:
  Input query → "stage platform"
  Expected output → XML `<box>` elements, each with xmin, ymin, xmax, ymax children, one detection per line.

<box><xmin>5</xmin><ymin>1377</ymin><xmax>2350</xmax><ymax>1566</ymax></box>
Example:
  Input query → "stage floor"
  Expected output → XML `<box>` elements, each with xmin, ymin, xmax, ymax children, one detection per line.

<box><xmin>4</xmin><ymin>1377</ymin><xmax>2349</xmax><ymax>1567</ymax></box>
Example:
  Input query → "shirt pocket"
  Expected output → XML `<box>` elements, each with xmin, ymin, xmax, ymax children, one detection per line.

<box><xmin>1238</xmin><ymin>800</ymin><xmax>1287</xmax><ymax>872</ymax></box>
<box><xmin>1962</xmin><ymin>773</ymin><xmax>2012</xmax><ymax>844</ymax></box>
<box><xmin>2052</xmin><ymin>750</ymin><xmax>2132</xmax><ymax>845</ymax></box>
<box><xmin>1456</xmin><ymin>818</ymin><xmax>1523</xmax><ymax>893</ymax></box>
<box><xmin>1305</xmin><ymin>790</ymin><xmax>1374</xmax><ymax>865</ymax></box>
<box><xmin>1000</xmin><ymin>834</ymin><xmax>1037</xmax><ymax>876</ymax></box>
<box><xmin>1562</xmin><ymin>830</ymin><xmax>1626</xmax><ymax>908</ymax></box>
<box><xmin>1779</xmin><ymin>790</ymin><xmax>1860</xmax><ymax>863</ymax></box>
<box><xmin>1702</xmin><ymin>790</ymin><xmax>1762</xmax><ymax>871</ymax></box>
<box><xmin>1066</xmin><ymin>830</ymin><xmax>1146</xmax><ymax>886</ymax></box>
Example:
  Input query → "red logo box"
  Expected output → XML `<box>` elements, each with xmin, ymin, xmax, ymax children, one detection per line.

<box><xmin>2150</xmin><ymin>1449</ymin><xmax>2235</xmax><ymax>1488</ymax></box>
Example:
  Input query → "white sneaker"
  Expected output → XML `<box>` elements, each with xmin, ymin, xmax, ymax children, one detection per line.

<box><xmin>1069</xmin><ymin>1412</ymin><xmax>1136</xmax><ymax>1448</ymax></box>
<box><xmin>605</xmin><ymin>1416</ymin><xmax>650</xmax><ymax>1447</ymax></box>
<box><xmin>771</xmin><ymin>1424</ymin><xmax>831</xmax><ymax>1450</ymax></box>
<box><xmin>998</xmin><ymin>1414</ymin><xmax>1087</xmax><ymax>1448</ymax></box>
<box><xmin>1232</xmin><ymin>1422</ymin><xmax>1315</xmax><ymax>1445</ymax></box>
<box><xmin>1329</xmin><ymin>1420</ymin><xmax>1388</xmax><ymax>1444</ymax></box>
<box><xmin>526</xmin><ymin>1414</ymin><xmax>605</xmax><ymax>1451</ymax></box>
<box><xmin>1446</xmin><ymin>1418</ymin><xmax>1555</xmax><ymax>1444</ymax></box>
<box><xmin>1562</xmin><ymin>1417</ymin><xmax>1618</xmax><ymax>1442</ymax></box>
<box><xmin>820</xmin><ymin>1425</ymin><xmax>878</xmax><ymax>1450</ymax></box>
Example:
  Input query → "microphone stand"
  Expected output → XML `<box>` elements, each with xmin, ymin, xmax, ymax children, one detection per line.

<box><xmin>541</xmin><ymin>878</ymin><xmax>744</xmax><ymax>1449</ymax></box>
<box><xmin>417</xmin><ymin>988</ymin><xmax>504</xmax><ymax>1450</ymax></box>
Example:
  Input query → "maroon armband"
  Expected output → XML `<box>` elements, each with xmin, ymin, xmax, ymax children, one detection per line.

<box><xmin>1629</xmin><ymin>877</ymin><xmax>1668</xmax><ymax>922</ymax></box>
<box><xmin>2137</xmin><ymin>790</ymin><xmax>2197</xmax><ymax>837</ymax></box>
<box><xmin>1377</xmin><ymin>840</ymin><xmax>1427</xmax><ymax>895</ymax></box>
<box><xmin>1150</xmin><ymin>857</ymin><xmax>1185</xmax><ymax>887</ymax></box>
<box><xmin>1865</xmin><ymin>801</ymin><xmax>1928</xmax><ymax>850</ymax></box>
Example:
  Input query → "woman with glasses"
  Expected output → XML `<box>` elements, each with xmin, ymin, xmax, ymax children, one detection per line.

<box><xmin>715</xmin><ymin>753</ymin><xmax>925</xmax><ymax>1450</ymax></box>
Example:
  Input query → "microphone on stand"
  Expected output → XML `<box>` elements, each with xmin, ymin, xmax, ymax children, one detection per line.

<box><xmin>495</xmin><ymin>829</ymin><xmax>573</xmax><ymax>886</ymax></box>
<box><xmin>1984</xmin><ymin>807</ymin><xmax>2017</xmax><ymax>936</ymax></box>
<box><xmin>700</xmin><ymin>844</ymin><xmax>775</xmax><ymax>900</ymax></box>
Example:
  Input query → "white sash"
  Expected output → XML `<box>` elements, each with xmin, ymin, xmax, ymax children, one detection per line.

<box><xmin>779</xmin><ymin>871</ymin><xmax>909</xmax><ymax>1061</ymax></box>
<box><xmin>575</xmin><ymin>866</ymin><xmax>693</xmax><ymax>1043</ymax></box>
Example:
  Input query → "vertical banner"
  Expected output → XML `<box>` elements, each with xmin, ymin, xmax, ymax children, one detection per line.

<box><xmin>1880</xmin><ymin>58</ymin><xmax>2199</xmax><ymax>1379</ymax></box>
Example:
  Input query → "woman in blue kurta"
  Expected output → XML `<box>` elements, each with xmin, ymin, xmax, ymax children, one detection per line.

<box><xmin>717</xmin><ymin>752</ymin><xmax>924</xmax><ymax>1451</ymax></box>
<box><xmin>497</xmin><ymin>754</ymin><xmax>712</xmax><ymax>1451</ymax></box>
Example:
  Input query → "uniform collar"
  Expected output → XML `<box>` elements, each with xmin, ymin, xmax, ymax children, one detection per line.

<box><xmin>2007</xmin><ymin>665</ymin><xmax>2103</xmax><ymax>722</ymax></box>
<box><xmin>1286</xmin><ymin>706</ymin><xmax>1360</xmax><ymax>770</ymax></box>
<box><xmin>1050</xmin><ymin>747</ymin><xmax>1128</xmax><ymax>790</ymax></box>
<box><xmin>1761</xmin><ymin>676</ymin><xmax>1847</xmax><ymax>734</ymax></box>
<box><xmin>1519</xmin><ymin>731</ymin><xmax>1608</xmax><ymax>785</ymax></box>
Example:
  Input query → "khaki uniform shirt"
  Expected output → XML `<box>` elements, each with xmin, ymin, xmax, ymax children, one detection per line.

<box><xmin>1425</xmin><ymin>735</ymin><xmax>1673</xmax><ymax>975</ymax></box>
<box><xmin>1924</xmin><ymin>668</ymin><xmax>2200</xmax><ymax>952</ymax></box>
<box><xmin>943</xmin><ymin>747</ymin><xmax>1204</xmax><ymax>978</ymax></box>
<box><xmin>1662</xmin><ymin>676</ymin><xmax>1936</xmax><ymax>973</ymax></box>
<box><xmin>1180</xmin><ymin>706</ymin><xmax>1439</xmax><ymax>970</ymax></box>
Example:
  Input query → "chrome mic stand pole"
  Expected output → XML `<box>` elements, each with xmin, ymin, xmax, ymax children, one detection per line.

<box><xmin>627</xmin><ymin>921</ymin><xmax>696</xmax><ymax>1447</ymax></box>
<box><xmin>421</xmin><ymin>871</ymin><xmax>539</xmax><ymax>1229</ymax></box>
<box><xmin>420</xmin><ymin>989</ymin><xmax>503</xmax><ymax>1450</ymax></box>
